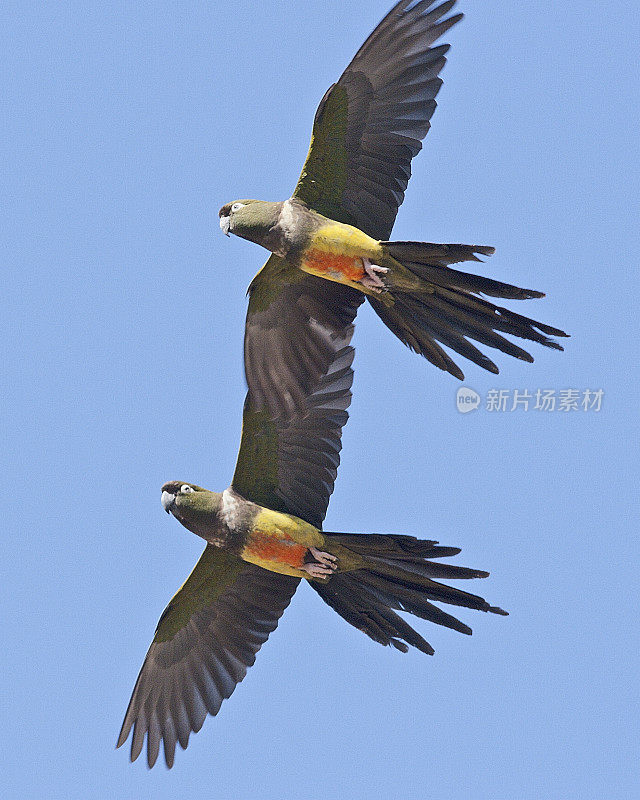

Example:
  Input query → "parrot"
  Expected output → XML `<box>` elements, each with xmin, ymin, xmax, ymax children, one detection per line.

<box><xmin>118</xmin><ymin>467</ymin><xmax>506</xmax><ymax>768</ymax></box>
<box><xmin>219</xmin><ymin>0</ymin><xmax>568</xmax><ymax>382</ymax></box>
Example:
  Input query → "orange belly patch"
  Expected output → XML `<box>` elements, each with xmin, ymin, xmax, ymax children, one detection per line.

<box><xmin>242</xmin><ymin>532</ymin><xmax>308</xmax><ymax>569</ymax></box>
<box><xmin>302</xmin><ymin>248</ymin><xmax>365</xmax><ymax>283</ymax></box>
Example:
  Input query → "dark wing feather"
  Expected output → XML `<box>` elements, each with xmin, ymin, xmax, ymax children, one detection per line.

<box><xmin>117</xmin><ymin>545</ymin><xmax>299</xmax><ymax>768</ymax></box>
<box><xmin>232</xmin><ymin>256</ymin><xmax>363</xmax><ymax>528</ymax></box>
<box><xmin>294</xmin><ymin>0</ymin><xmax>462</xmax><ymax>239</ymax></box>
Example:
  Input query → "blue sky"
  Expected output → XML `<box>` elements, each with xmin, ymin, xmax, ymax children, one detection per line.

<box><xmin>2</xmin><ymin>1</ymin><xmax>639</xmax><ymax>798</ymax></box>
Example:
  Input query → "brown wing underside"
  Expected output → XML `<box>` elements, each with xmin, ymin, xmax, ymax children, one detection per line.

<box><xmin>294</xmin><ymin>0</ymin><xmax>462</xmax><ymax>240</ymax></box>
<box><xmin>232</xmin><ymin>259</ymin><xmax>363</xmax><ymax>528</ymax></box>
<box><xmin>117</xmin><ymin>545</ymin><xmax>299</xmax><ymax>768</ymax></box>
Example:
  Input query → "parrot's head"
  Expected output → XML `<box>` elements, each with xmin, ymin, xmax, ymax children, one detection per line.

<box><xmin>218</xmin><ymin>199</ymin><xmax>282</xmax><ymax>246</ymax></box>
<box><xmin>161</xmin><ymin>481</ymin><xmax>222</xmax><ymax>539</ymax></box>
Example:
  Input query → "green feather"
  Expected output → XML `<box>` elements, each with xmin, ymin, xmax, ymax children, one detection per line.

<box><xmin>231</xmin><ymin>408</ymin><xmax>280</xmax><ymax>509</ymax></box>
<box><xmin>247</xmin><ymin>255</ymin><xmax>303</xmax><ymax>313</ymax></box>
<box><xmin>293</xmin><ymin>85</ymin><xmax>353</xmax><ymax>223</ymax></box>
<box><xmin>154</xmin><ymin>545</ymin><xmax>244</xmax><ymax>643</ymax></box>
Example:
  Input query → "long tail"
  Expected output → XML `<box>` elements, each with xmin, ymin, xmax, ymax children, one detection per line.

<box><xmin>312</xmin><ymin>532</ymin><xmax>507</xmax><ymax>655</ymax></box>
<box><xmin>372</xmin><ymin>241</ymin><xmax>568</xmax><ymax>380</ymax></box>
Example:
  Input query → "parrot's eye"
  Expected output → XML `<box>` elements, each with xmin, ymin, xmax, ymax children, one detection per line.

<box><xmin>180</xmin><ymin>485</ymin><xmax>195</xmax><ymax>494</ymax></box>
<box><xmin>230</xmin><ymin>202</ymin><xmax>245</xmax><ymax>213</ymax></box>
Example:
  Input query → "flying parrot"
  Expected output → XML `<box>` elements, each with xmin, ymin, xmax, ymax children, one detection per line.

<box><xmin>219</xmin><ymin>0</ymin><xmax>568</xmax><ymax>381</ymax></box>
<box><xmin>117</xmin><ymin>350</ymin><xmax>507</xmax><ymax>767</ymax></box>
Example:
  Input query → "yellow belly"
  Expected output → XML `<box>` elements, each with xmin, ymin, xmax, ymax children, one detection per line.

<box><xmin>300</xmin><ymin>222</ymin><xmax>384</xmax><ymax>287</ymax></box>
<box><xmin>240</xmin><ymin>507</ymin><xmax>324</xmax><ymax>579</ymax></box>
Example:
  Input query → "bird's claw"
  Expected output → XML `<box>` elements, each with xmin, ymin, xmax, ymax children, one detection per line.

<box><xmin>302</xmin><ymin>547</ymin><xmax>338</xmax><ymax>578</ymax></box>
<box><xmin>360</xmin><ymin>259</ymin><xmax>389</xmax><ymax>292</ymax></box>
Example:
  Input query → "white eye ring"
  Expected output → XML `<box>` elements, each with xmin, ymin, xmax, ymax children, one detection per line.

<box><xmin>180</xmin><ymin>485</ymin><xmax>194</xmax><ymax>494</ymax></box>
<box><xmin>230</xmin><ymin>202</ymin><xmax>245</xmax><ymax>213</ymax></box>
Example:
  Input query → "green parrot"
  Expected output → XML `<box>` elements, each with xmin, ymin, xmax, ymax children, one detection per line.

<box><xmin>118</xmin><ymin>412</ymin><xmax>506</xmax><ymax>769</ymax></box>
<box><xmin>219</xmin><ymin>0</ymin><xmax>568</xmax><ymax>382</ymax></box>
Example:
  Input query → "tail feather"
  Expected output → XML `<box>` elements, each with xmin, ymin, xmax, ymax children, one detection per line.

<box><xmin>316</xmin><ymin>572</ymin><xmax>435</xmax><ymax>655</ymax></box>
<box><xmin>409</xmin><ymin>309</ymin><xmax>506</xmax><ymax>374</ymax></box>
<box><xmin>399</xmin><ymin>258</ymin><xmax>542</xmax><ymax>300</ymax></box>
<box><xmin>383</xmin><ymin>241</ymin><xmax>498</xmax><ymax>267</ymax></box>
<box><xmin>366</xmin><ymin>554</ymin><xmax>489</xmax><ymax>581</ymax></box>
<box><xmin>368</xmin><ymin>299</ymin><xmax>468</xmax><ymax>379</ymax></box>
<box><xmin>436</xmin><ymin>286</ymin><xmax>567</xmax><ymax>343</ymax></box>
<box><xmin>372</xmin><ymin>240</ymin><xmax>568</xmax><ymax>380</ymax></box>
<box><xmin>355</xmin><ymin>571</ymin><xmax>474</xmax><ymax>635</ymax></box>
<box><xmin>409</xmin><ymin>293</ymin><xmax>539</xmax><ymax>362</ymax></box>
<box><xmin>311</xmin><ymin>533</ymin><xmax>507</xmax><ymax>655</ymax></box>
<box><xmin>322</xmin><ymin>532</ymin><xmax>458</xmax><ymax>559</ymax></box>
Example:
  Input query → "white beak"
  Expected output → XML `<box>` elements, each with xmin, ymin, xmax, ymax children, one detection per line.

<box><xmin>219</xmin><ymin>215</ymin><xmax>230</xmax><ymax>236</ymax></box>
<box><xmin>161</xmin><ymin>491</ymin><xmax>176</xmax><ymax>514</ymax></box>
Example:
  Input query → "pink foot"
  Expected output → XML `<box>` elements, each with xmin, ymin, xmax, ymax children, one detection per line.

<box><xmin>301</xmin><ymin>547</ymin><xmax>338</xmax><ymax>578</ymax></box>
<box><xmin>361</xmin><ymin>259</ymin><xmax>389</xmax><ymax>292</ymax></box>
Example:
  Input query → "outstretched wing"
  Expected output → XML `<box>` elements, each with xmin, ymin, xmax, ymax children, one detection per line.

<box><xmin>232</xmin><ymin>2</ymin><xmax>463</xmax><ymax>522</ymax></box>
<box><xmin>117</xmin><ymin>544</ymin><xmax>299</xmax><ymax>768</ymax></box>
<box><xmin>293</xmin><ymin>0</ymin><xmax>462</xmax><ymax>240</ymax></box>
<box><xmin>232</xmin><ymin>256</ymin><xmax>363</xmax><ymax>528</ymax></box>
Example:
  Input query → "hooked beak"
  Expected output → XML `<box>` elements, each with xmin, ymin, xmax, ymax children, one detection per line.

<box><xmin>219</xmin><ymin>215</ymin><xmax>230</xmax><ymax>236</ymax></box>
<box><xmin>161</xmin><ymin>490</ymin><xmax>176</xmax><ymax>514</ymax></box>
